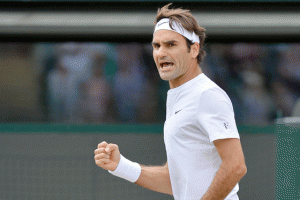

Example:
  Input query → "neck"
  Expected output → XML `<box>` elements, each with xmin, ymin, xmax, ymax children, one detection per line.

<box><xmin>169</xmin><ymin>63</ymin><xmax>202</xmax><ymax>89</ymax></box>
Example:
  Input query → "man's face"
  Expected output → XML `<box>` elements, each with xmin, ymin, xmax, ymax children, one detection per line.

<box><xmin>152</xmin><ymin>30</ymin><xmax>194</xmax><ymax>84</ymax></box>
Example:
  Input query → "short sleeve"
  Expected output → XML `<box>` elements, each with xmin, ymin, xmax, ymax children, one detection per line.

<box><xmin>196</xmin><ymin>87</ymin><xmax>240</xmax><ymax>143</ymax></box>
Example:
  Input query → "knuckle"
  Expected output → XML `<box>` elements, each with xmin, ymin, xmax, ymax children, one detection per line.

<box><xmin>96</xmin><ymin>153</ymin><xmax>109</xmax><ymax>159</ymax></box>
<box><xmin>102</xmin><ymin>153</ymin><xmax>109</xmax><ymax>158</ymax></box>
<box><xmin>108</xmin><ymin>143</ymin><xmax>118</xmax><ymax>150</ymax></box>
<box><xmin>98</xmin><ymin>142</ymin><xmax>107</xmax><ymax>148</ymax></box>
<box><xmin>96</xmin><ymin>160</ymin><xmax>104</xmax><ymax>165</ymax></box>
<box><xmin>99</xmin><ymin>153</ymin><xmax>105</xmax><ymax>158</ymax></box>
<box><xmin>94</xmin><ymin>155</ymin><xmax>100</xmax><ymax>160</ymax></box>
<box><xmin>95</xmin><ymin>148</ymin><xmax>105</xmax><ymax>154</ymax></box>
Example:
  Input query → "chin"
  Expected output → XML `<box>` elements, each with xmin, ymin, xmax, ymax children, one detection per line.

<box><xmin>159</xmin><ymin>74</ymin><xmax>172</xmax><ymax>81</ymax></box>
<box><xmin>159</xmin><ymin>77</ymin><xmax>170</xmax><ymax>81</ymax></box>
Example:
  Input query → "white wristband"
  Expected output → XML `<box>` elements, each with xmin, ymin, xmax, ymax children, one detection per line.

<box><xmin>108</xmin><ymin>155</ymin><xmax>141</xmax><ymax>183</ymax></box>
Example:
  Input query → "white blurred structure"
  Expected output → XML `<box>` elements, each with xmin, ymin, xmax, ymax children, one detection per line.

<box><xmin>0</xmin><ymin>11</ymin><xmax>300</xmax><ymax>36</ymax></box>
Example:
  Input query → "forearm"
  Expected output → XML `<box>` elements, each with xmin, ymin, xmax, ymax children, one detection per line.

<box><xmin>201</xmin><ymin>161</ymin><xmax>247</xmax><ymax>200</ymax></box>
<box><xmin>135</xmin><ymin>163</ymin><xmax>173</xmax><ymax>195</ymax></box>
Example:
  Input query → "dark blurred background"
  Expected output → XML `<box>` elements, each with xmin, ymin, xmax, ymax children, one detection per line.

<box><xmin>1</xmin><ymin>42</ymin><xmax>299</xmax><ymax>125</ymax></box>
<box><xmin>0</xmin><ymin>1</ymin><xmax>300</xmax><ymax>125</ymax></box>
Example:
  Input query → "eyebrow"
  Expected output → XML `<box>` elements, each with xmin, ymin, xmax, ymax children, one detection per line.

<box><xmin>152</xmin><ymin>40</ymin><xmax>178</xmax><ymax>46</ymax></box>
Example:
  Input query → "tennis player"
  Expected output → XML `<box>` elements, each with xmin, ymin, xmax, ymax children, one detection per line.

<box><xmin>94</xmin><ymin>3</ymin><xmax>247</xmax><ymax>200</ymax></box>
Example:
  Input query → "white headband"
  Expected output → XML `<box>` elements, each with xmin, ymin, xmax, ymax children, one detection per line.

<box><xmin>154</xmin><ymin>18</ymin><xmax>200</xmax><ymax>44</ymax></box>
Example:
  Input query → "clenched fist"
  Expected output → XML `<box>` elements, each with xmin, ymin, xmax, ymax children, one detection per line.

<box><xmin>94</xmin><ymin>141</ymin><xmax>120</xmax><ymax>171</ymax></box>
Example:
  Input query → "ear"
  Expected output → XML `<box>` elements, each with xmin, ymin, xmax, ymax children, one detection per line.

<box><xmin>191</xmin><ymin>42</ymin><xmax>200</xmax><ymax>59</ymax></box>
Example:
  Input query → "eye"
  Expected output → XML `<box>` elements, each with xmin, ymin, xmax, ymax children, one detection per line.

<box><xmin>168</xmin><ymin>43</ymin><xmax>175</xmax><ymax>47</ymax></box>
<box><xmin>152</xmin><ymin>44</ymin><xmax>160</xmax><ymax>49</ymax></box>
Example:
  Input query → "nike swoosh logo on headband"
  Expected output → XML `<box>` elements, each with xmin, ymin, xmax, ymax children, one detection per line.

<box><xmin>158</xmin><ymin>22</ymin><xmax>168</xmax><ymax>27</ymax></box>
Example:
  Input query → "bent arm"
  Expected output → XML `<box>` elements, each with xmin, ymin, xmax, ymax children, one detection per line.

<box><xmin>135</xmin><ymin>162</ymin><xmax>173</xmax><ymax>195</ymax></box>
<box><xmin>201</xmin><ymin>138</ymin><xmax>247</xmax><ymax>200</ymax></box>
<box><xmin>94</xmin><ymin>141</ymin><xmax>172</xmax><ymax>196</ymax></box>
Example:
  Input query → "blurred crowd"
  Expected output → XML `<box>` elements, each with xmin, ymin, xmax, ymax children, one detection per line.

<box><xmin>37</xmin><ymin>42</ymin><xmax>168</xmax><ymax>124</ymax></box>
<box><xmin>202</xmin><ymin>43</ymin><xmax>300</xmax><ymax>125</ymax></box>
<box><xmin>4</xmin><ymin>42</ymin><xmax>300</xmax><ymax>125</ymax></box>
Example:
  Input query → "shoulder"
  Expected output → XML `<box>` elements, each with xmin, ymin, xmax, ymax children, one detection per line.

<box><xmin>194</xmin><ymin>75</ymin><xmax>231</xmax><ymax>104</ymax></box>
<box><xmin>193</xmin><ymin>76</ymin><xmax>234</xmax><ymax>114</ymax></box>
<box><xmin>178</xmin><ymin>74</ymin><xmax>231</xmax><ymax>106</ymax></box>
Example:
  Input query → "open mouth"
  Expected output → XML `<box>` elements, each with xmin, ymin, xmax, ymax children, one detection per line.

<box><xmin>160</xmin><ymin>62</ymin><xmax>174</xmax><ymax>69</ymax></box>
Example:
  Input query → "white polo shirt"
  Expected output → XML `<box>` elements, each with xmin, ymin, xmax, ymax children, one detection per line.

<box><xmin>164</xmin><ymin>73</ymin><xmax>240</xmax><ymax>200</ymax></box>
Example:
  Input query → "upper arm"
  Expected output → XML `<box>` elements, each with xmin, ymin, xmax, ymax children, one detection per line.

<box><xmin>164</xmin><ymin>161</ymin><xmax>168</xmax><ymax>168</ymax></box>
<box><xmin>213</xmin><ymin>138</ymin><xmax>246</xmax><ymax>167</ymax></box>
<box><xmin>163</xmin><ymin>162</ymin><xmax>170</xmax><ymax>173</ymax></box>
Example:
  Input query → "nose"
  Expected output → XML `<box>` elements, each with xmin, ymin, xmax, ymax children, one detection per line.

<box><xmin>155</xmin><ymin>46</ymin><xmax>168</xmax><ymax>58</ymax></box>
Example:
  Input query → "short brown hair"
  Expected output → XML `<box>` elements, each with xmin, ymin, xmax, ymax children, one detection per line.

<box><xmin>154</xmin><ymin>3</ymin><xmax>206</xmax><ymax>64</ymax></box>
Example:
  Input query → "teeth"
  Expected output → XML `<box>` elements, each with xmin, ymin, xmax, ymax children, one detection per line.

<box><xmin>162</xmin><ymin>63</ymin><xmax>173</xmax><ymax>68</ymax></box>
